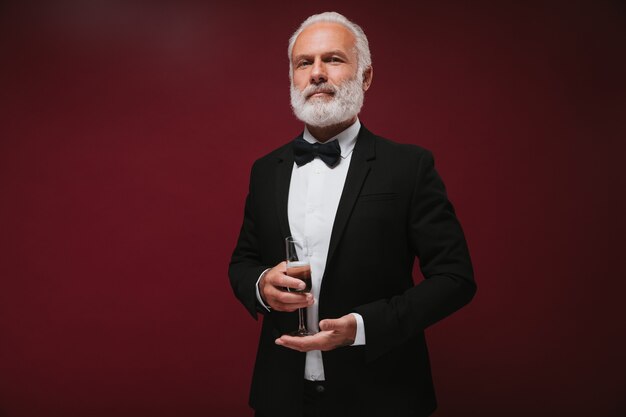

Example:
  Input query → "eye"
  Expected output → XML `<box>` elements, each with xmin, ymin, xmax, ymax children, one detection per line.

<box><xmin>297</xmin><ymin>60</ymin><xmax>311</xmax><ymax>68</ymax></box>
<box><xmin>327</xmin><ymin>56</ymin><xmax>344</xmax><ymax>64</ymax></box>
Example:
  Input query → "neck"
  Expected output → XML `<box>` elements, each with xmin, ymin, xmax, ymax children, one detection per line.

<box><xmin>306</xmin><ymin>116</ymin><xmax>357</xmax><ymax>143</ymax></box>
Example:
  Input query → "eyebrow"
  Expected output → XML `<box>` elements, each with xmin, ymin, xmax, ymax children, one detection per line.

<box><xmin>293</xmin><ymin>50</ymin><xmax>350</xmax><ymax>62</ymax></box>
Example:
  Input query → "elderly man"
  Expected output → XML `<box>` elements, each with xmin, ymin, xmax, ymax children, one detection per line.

<box><xmin>229</xmin><ymin>11</ymin><xmax>476</xmax><ymax>417</ymax></box>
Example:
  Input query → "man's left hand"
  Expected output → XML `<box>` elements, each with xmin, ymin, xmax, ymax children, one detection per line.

<box><xmin>275</xmin><ymin>314</ymin><xmax>357</xmax><ymax>352</ymax></box>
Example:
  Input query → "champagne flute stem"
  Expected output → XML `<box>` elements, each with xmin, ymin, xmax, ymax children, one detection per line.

<box><xmin>298</xmin><ymin>308</ymin><xmax>307</xmax><ymax>333</ymax></box>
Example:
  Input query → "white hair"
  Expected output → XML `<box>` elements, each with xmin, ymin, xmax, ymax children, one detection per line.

<box><xmin>290</xmin><ymin>73</ymin><xmax>365</xmax><ymax>127</ymax></box>
<box><xmin>287</xmin><ymin>11</ymin><xmax>372</xmax><ymax>80</ymax></box>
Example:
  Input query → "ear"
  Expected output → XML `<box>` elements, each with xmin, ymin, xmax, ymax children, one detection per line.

<box><xmin>362</xmin><ymin>66</ymin><xmax>373</xmax><ymax>91</ymax></box>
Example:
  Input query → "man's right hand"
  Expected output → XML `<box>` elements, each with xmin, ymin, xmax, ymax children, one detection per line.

<box><xmin>259</xmin><ymin>261</ymin><xmax>314</xmax><ymax>312</ymax></box>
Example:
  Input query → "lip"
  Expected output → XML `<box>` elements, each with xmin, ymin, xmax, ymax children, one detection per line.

<box><xmin>307</xmin><ymin>91</ymin><xmax>334</xmax><ymax>99</ymax></box>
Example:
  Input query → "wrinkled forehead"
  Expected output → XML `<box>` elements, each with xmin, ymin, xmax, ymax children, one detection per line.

<box><xmin>291</xmin><ymin>22</ymin><xmax>357</xmax><ymax>62</ymax></box>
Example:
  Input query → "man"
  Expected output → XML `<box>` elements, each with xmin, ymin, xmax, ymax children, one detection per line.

<box><xmin>229</xmin><ymin>11</ymin><xmax>476</xmax><ymax>417</ymax></box>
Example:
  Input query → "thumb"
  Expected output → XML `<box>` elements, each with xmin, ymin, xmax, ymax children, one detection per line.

<box><xmin>319</xmin><ymin>319</ymin><xmax>339</xmax><ymax>331</ymax></box>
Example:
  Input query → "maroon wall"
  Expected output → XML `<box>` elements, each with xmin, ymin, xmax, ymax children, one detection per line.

<box><xmin>1</xmin><ymin>1</ymin><xmax>624</xmax><ymax>416</ymax></box>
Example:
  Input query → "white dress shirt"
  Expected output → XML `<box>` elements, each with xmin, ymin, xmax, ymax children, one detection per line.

<box><xmin>256</xmin><ymin>119</ymin><xmax>366</xmax><ymax>381</ymax></box>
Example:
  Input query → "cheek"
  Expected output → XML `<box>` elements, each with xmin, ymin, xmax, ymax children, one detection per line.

<box><xmin>329</xmin><ymin>67</ymin><xmax>357</xmax><ymax>84</ymax></box>
<box><xmin>292</xmin><ymin>72</ymin><xmax>309</xmax><ymax>89</ymax></box>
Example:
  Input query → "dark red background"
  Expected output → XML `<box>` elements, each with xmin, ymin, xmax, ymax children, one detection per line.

<box><xmin>1</xmin><ymin>1</ymin><xmax>624</xmax><ymax>416</ymax></box>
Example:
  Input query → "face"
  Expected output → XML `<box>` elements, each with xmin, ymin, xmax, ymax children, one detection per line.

<box><xmin>291</xmin><ymin>22</ymin><xmax>359</xmax><ymax>97</ymax></box>
<box><xmin>290</xmin><ymin>22</ymin><xmax>372</xmax><ymax>127</ymax></box>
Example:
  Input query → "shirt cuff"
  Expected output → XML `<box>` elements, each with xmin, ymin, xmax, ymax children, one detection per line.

<box><xmin>255</xmin><ymin>268</ymin><xmax>272</xmax><ymax>312</ymax></box>
<box><xmin>350</xmin><ymin>312</ymin><xmax>366</xmax><ymax>346</ymax></box>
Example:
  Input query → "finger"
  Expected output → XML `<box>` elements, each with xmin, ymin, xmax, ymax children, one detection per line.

<box><xmin>267</xmin><ymin>273</ymin><xmax>307</xmax><ymax>291</ymax></box>
<box><xmin>281</xmin><ymin>276</ymin><xmax>307</xmax><ymax>291</ymax></box>
<box><xmin>263</xmin><ymin>283</ymin><xmax>310</xmax><ymax>303</ymax></box>
<box><xmin>273</xmin><ymin>291</ymin><xmax>313</xmax><ymax>305</ymax></box>
<box><xmin>270</xmin><ymin>300</ymin><xmax>312</xmax><ymax>312</ymax></box>
<box><xmin>275</xmin><ymin>332</ymin><xmax>333</xmax><ymax>352</ymax></box>
<box><xmin>266</xmin><ymin>284</ymin><xmax>311</xmax><ymax>303</ymax></box>
<box><xmin>267</xmin><ymin>291</ymin><xmax>313</xmax><ymax>312</ymax></box>
<box><xmin>318</xmin><ymin>319</ymin><xmax>340</xmax><ymax>332</ymax></box>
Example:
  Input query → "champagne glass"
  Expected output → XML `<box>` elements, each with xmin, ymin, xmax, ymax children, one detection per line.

<box><xmin>285</xmin><ymin>236</ymin><xmax>312</xmax><ymax>336</ymax></box>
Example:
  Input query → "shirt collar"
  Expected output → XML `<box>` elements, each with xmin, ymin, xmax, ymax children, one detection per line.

<box><xmin>302</xmin><ymin>119</ymin><xmax>361</xmax><ymax>159</ymax></box>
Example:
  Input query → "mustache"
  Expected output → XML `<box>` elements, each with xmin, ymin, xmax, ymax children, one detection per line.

<box><xmin>302</xmin><ymin>83</ymin><xmax>337</xmax><ymax>98</ymax></box>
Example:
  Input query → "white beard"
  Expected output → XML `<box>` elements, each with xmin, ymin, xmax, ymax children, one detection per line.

<box><xmin>290</xmin><ymin>74</ymin><xmax>365</xmax><ymax>128</ymax></box>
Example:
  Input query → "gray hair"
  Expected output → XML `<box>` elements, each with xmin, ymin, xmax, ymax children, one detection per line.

<box><xmin>287</xmin><ymin>12</ymin><xmax>372</xmax><ymax>80</ymax></box>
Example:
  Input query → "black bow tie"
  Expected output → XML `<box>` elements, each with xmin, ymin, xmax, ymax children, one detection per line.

<box><xmin>293</xmin><ymin>136</ymin><xmax>341</xmax><ymax>167</ymax></box>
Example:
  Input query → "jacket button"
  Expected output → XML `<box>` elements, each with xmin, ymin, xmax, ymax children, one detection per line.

<box><xmin>315</xmin><ymin>384</ymin><xmax>325</xmax><ymax>393</ymax></box>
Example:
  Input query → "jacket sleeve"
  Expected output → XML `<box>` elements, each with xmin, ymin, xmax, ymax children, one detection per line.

<box><xmin>354</xmin><ymin>150</ymin><xmax>476</xmax><ymax>362</ymax></box>
<box><xmin>229</xmin><ymin>161</ymin><xmax>271</xmax><ymax>320</ymax></box>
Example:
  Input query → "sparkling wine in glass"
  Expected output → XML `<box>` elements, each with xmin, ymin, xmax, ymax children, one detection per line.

<box><xmin>286</xmin><ymin>236</ymin><xmax>312</xmax><ymax>336</ymax></box>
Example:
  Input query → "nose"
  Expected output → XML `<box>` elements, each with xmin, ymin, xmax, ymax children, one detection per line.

<box><xmin>310</xmin><ymin>59</ymin><xmax>327</xmax><ymax>85</ymax></box>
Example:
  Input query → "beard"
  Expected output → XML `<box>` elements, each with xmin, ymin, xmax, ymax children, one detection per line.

<box><xmin>290</xmin><ymin>74</ymin><xmax>365</xmax><ymax>128</ymax></box>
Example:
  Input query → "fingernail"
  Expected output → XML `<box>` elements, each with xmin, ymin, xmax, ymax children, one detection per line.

<box><xmin>298</xmin><ymin>282</ymin><xmax>305</xmax><ymax>290</ymax></box>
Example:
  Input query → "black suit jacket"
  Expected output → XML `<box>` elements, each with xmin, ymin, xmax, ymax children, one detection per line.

<box><xmin>229</xmin><ymin>126</ymin><xmax>476</xmax><ymax>417</ymax></box>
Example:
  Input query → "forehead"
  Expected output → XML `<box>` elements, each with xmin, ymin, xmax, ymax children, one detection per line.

<box><xmin>292</xmin><ymin>22</ymin><xmax>357</xmax><ymax>59</ymax></box>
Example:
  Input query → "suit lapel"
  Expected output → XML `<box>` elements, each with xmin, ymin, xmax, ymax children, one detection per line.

<box><xmin>275</xmin><ymin>139</ymin><xmax>296</xmax><ymax>240</ymax></box>
<box><xmin>326</xmin><ymin>126</ymin><xmax>376</xmax><ymax>268</ymax></box>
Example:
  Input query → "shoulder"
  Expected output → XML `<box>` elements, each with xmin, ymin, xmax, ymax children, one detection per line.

<box><xmin>257</xmin><ymin>141</ymin><xmax>293</xmax><ymax>162</ymax></box>
<box><xmin>361</xmin><ymin>126</ymin><xmax>434</xmax><ymax>165</ymax></box>
<box><xmin>250</xmin><ymin>140</ymin><xmax>294</xmax><ymax>172</ymax></box>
